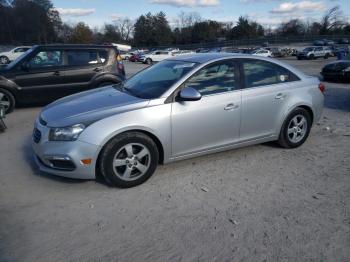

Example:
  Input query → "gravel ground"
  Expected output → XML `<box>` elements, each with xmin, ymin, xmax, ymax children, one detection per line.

<box><xmin>0</xmin><ymin>58</ymin><xmax>350</xmax><ymax>262</ymax></box>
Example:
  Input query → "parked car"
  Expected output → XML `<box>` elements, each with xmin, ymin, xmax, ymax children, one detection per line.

<box><xmin>297</xmin><ymin>46</ymin><xmax>332</xmax><ymax>60</ymax></box>
<box><xmin>269</xmin><ymin>47</ymin><xmax>287</xmax><ymax>58</ymax></box>
<box><xmin>173</xmin><ymin>50</ymin><xmax>195</xmax><ymax>56</ymax></box>
<box><xmin>120</xmin><ymin>51</ymin><xmax>133</xmax><ymax>60</ymax></box>
<box><xmin>337</xmin><ymin>38</ymin><xmax>349</xmax><ymax>44</ymax></box>
<box><xmin>32</xmin><ymin>53</ymin><xmax>324</xmax><ymax>188</ymax></box>
<box><xmin>0</xmin><ymin>44</ymin><xmax>125</xmax><ymax>113</ymax></box>
<box><xmin>0</xmin><ymin>46</ymin><xmax>32</xmax><ymax>64</ymax></box>
<box><xmin>142</xmin><ymin>50</ymin><xmax>174</xmax><ymax>64</ymax></box>
<box><xmin>321</xmin><ymin>60</ymin><xmax>350</xmax><ymax>82</ymax></box>
<box><xmin>313</xmin><ymin>39</ymin><xmax>335</xmax><ymax>46</ymax></box>
<box><xmin>250</xmin><ymin>48</ymin><xmax>272</xmax><ymax>57</ymax></box>
<box><xmin>129</xmin><ymin>52</ymin><xmax>143</xmax><ymax>62</ymax></box>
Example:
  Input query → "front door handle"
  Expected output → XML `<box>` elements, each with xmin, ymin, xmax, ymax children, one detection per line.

<box><xmin>275</xmin><ymin>93</ymin><xmax>285</xmax><ymax>100</ymax></box>
<box><xmin>53</xmin><ymin>71</ymin><xmax>60</xmax><ymax>76</ymax></box>
<box><xmin>224</xmin><ymin>103</ymin><xmax>239</xmax><ymax>111</ymax></box>
<box><xmin>93</xmin><ymin>67</ymin><xmax>102</xmax><ymax>72</ymax></box>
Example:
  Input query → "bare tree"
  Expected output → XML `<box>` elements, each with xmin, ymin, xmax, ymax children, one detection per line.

<box><xmin>114</xmin><ymin>18</ymin><xmax>134</xmax><ymax>42</ymax></box>
<box><xmin>320</xmin><ymin>6</ymin><xmax>346</xmax><ymax>34</ymax></box>
<box><xmin>177</xmin><ymin>11</ymin><xmax>202</xmax><ymax>29</ymax></box>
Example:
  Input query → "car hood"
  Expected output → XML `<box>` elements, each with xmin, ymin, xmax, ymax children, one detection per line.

<box><xmin>41</xmin><ymin>86</ymin><xmax>150</xmax><ymax>127</ymax></box>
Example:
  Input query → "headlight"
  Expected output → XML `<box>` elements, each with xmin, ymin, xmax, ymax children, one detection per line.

<box><xmin>343</xmin><ymin>67</ymin><xmax>350</xmax><ymax>72</ymax></box>
<box><xmin>49</xmin><ymin>124</ymin><xmax>85</xmax><ymax>141</ymax></box>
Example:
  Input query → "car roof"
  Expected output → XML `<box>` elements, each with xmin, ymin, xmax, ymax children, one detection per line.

<box><xmin>169</xmin><ymin>52</ymin><xmax>276</xmax><ymax>64</ymax></box>
<box><xmin>32</xmin><ymin>44</ymin><xmax>117</xmax><ymax>50</ymax></box>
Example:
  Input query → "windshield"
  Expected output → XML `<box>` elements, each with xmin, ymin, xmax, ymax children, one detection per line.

<box><xmin>7</xmin><ymin>47</ymin><xmax>34</xmax><ymax>68</ymax></box>
<box><xmin>121</xmin><ymin>60</ymin><xmax>198</xmax><ymax>99</ymax></box>
<box><xmin>303</xmin><ymin>47</ymin><xmax>314</xmax><ymax>52</ymax></box>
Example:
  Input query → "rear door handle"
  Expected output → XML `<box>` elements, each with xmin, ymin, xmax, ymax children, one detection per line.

<box><xmin>93</xmin><ymin>67</ymin><xmax>102</xmax><ymax>72</ymax></box>
<box><xmin>275</xmin><ymin>93</ymin><xmax>285</xmax><ymax>100</ymax></box>
<box><xmin>53</xmin><ymin>71</ymin><xmax>60</xmax><ymax>76</ymax></box>
<box><xmin>224</xmin><ymin>103</ymin><xmax>239</xmax><ymax>111</ymax></box>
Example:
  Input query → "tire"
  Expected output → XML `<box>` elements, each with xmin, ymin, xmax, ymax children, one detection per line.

<box><xmin>99</xmin><ymin>132</ymin><xmax>159</xmax><ymax>188</ymax></box>
<box><xmin>278</xmin><ymin>107</ymin><xmax>312</xmax><ymax>149</ymax></box>
<box><xmin>124</xmin><ymin>56</ymin><xmax>129</xmax><ymax>60</ymax></box>
<box><xmin>0</xmin><ymin>56</ymin><xmax>9</xmax><ymax>64</ymax></box>
<box><xmin>297</xmin><ymin>57</ymin><xmax>302</xmax><ymax>60</ymax></box>
<box><xmin>0</xmin><ymin>88</ymin><xmax>15</xmax><ymax>114</ymax></box>
<box><xmin>309</xmin><ymin>54</ymin><xmax>315</xmax><ymax>60</ymax></box>
<box><xmin>324</xmin><ymin>53</ymin><xmax>329</xmax><ymax>59</ymax></box>
<box><xmin>146</xmin><ymin>58</ymin><xmax>152</xmax><ymax>65</ymax></box>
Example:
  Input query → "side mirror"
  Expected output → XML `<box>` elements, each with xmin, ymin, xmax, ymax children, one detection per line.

<box><xmin>178</xmin><ymin>87</ymin><xmax>202</xmax><ymax>101</ymax></box>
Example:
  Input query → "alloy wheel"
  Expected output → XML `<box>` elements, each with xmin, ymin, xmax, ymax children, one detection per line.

<box><xmin>112</xmin><ymin>143</ymin><xmax>151</xmax><ymax>181</ymax></box>
<box><xmin>287</xmin><ymin>114</ymin><xmax>308</xmax><ymax>143</ymax></box>
<box><xmin>0</xmin><ymin>91</ymin><xmax>11</xmax><ymax>112</ymax></box>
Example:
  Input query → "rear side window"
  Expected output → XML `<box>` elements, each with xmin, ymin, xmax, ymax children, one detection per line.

<box><xmin>99</xmin><ymin>50</ymin><xmax>108</xmax><ymax>63</ymax></box>
<box><xmin>66</xmin><ymin>50</ymin><xmax>101</xmax><ymax>66</ymax></box>
<box><xmin>242</xmin><ymin>59</ymin><xmax>299</xmax><ymax>88</ymax></box>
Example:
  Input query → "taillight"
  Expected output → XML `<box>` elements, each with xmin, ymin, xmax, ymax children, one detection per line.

<box><xmin>318</xmin><ymin>83</ymin><xmax>325</xmax><ymax>93</ymax></box>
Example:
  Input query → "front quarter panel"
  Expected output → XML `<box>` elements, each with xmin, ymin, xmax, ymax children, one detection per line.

<box><xmin>78</xmin><ymin>101</ymin><xmax>172</xmax><ymax>162</ymax></box>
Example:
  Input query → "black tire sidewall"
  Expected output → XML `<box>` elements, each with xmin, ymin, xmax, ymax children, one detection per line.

<box><xmin>0</xmin><ymin>56</ymin><xmax>9</xmax><ymax>64</ymax></box>
<box><xmin>100</xmin><ymin>132</ymin><xmax>159</xmax><ymax>188</ymax></box>
<box><xmin>279</xmin><ymin>108</ymin><xmax>312</xmax><ymax>148</ymax></box>
<box><xmin>0</xmin><ymin>88</ymin><xmax>15</xmax><ymax>114</ymax></box>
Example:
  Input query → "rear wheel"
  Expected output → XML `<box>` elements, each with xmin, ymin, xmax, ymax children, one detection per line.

<box><xmin>99</xmin><ymin>132</ymin><xmax>159</xmax><ymax>188</ymax></box>
<box><xmin>324</xmin><ymin>53</ymin><xmax>329</xmax><ymax>59</ymax></box>
<box><xmin>278</xmin><ymin>108</ymin><xmax>312</xmax><ymax>148</ymax></box>
<box><xmin>309</xmin><ymin>54</ymin><xmax>315</xmax><ymax>60</ymax></box>
<box><xmin>0</xmin><ymin>88</ymin><xmax>15</xmax><ymax>114</ymax></box>
<box><xmin>0</xmin><ymin>56</ymin><xmax>9</xmax><ymax>64</ymax></box>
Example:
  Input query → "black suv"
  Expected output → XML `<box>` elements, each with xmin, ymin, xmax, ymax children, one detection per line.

<box><xmin>0</xmin><ymin>44</ymin><xmax>126</xmax><ymax>113</ymax></box>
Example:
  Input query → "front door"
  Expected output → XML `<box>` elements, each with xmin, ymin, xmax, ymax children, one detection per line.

<box><xmin>171</xmin><ymin>60</ymin><xmax>241</xmax><ymax>157</ymax></box>
<box><xmin>14</xmin><ymin>49</ymin><xmax>66</xmax><ymax>103</ymax></box>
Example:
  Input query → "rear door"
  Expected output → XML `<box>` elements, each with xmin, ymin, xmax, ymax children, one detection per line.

<box><xmin>61</xmin><ymin>49</ymin><xmax>107</xmax><ymax>94</ymax></box>
<box><xmin>239</xmin><ymin>58</ymin><xmax>300</xmax><ymax>141</ymax></box>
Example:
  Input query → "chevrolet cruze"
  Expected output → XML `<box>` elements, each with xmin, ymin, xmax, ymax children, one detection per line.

<box><xmin>32</xmin><ymin>53</ymin><xmax>324</xmax><ymax>188</ymax></box>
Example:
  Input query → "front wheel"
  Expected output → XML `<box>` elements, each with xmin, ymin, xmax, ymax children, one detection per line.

<box><xmin>0</xmin><ymin>56</ymin><xmax>9</xmax><ymax>64</ymax></box>
<box><xmin>0</xmin><ymin>88</ymin><xmax>15</xmax><ymax>114</ymax></box>
<box><xmin>278</xmin><ymin>108</ymin><xmax>312</xmax><ymax>148</ymax></box>
<box><xmin>99</xmin><ymin>132</ymin><xmax>159</xmax><ymax>188</ymax></box>
<box><xmin>324</xmin><ymin>54</ymin><xmax>329</xmax><ymax>59</ymax></box>
<box><xmin>146</xmin><ymin>58</ymin><xmax>152</xmax><ymax>65</ymax></box>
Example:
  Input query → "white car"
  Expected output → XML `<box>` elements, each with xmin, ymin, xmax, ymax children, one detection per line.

<box><xmin>251</xmin><ymin>49</ymin><xmax>272</xmax><ymax>57</ymax></box>
<box><xmin>142</xmin><ymin>50</ymin><xmax>174</xmax><ymax>64</ymax></box>
<box><xmin>0</xmin><ymin>46</ymin><xmax>31</xmax><ymax>64</ymax></box>
<box><xmin>173</xmin><ymin>50</ymin><xmax>196</xmax><ymax>56</ymax></box>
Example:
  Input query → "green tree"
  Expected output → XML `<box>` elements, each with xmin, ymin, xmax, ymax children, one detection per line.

<box><xmin>70</xmin><ymin>22</ymin><xmax>93</xmax><ymax>44</ymax></box>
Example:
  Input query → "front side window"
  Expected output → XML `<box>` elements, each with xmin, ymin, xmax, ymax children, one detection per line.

<box><xmin>242</xmin><ymin>59</ymin><xmax>295</xmax><ymax>88</ymax></box>
<box><xmin>28</xmin><ymin>50</ymin><xmax>63</xmax><ymax>68</ymax></box>
<box><xmin>122</xmin><ymin>60</ymin><xmax>198</xmax><ymax>99</ymax></box>
<box><xmin>184</xmin><ymin>60</ymin><xmax>237</xmax><ymax>96</ymax></box>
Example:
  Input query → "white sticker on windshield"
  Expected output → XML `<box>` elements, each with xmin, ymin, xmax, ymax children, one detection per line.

<box><xmin>173</xmin><ymin>63</ymin><xmax>196</xmax><ymax>69</ymax></box>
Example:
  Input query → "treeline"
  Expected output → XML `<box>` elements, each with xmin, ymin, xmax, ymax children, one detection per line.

<box><xmin>1</xmin><ymin>0</ymin><xmax>350</xmax><ymax>47</ymax></box>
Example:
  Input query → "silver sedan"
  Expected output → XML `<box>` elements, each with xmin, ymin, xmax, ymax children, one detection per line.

<box><xmin>32</xmin><ymin>53</ymin><xmax>324</xmax><ymax>187</ymax></box>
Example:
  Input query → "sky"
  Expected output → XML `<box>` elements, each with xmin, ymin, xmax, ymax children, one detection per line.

<box><xmin>51</xmin><ymin>0</ymin><xmax>350</xmax><ymax>29</ymax></box>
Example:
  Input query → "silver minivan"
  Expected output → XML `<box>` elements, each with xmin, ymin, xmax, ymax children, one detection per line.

<box><xmin>33</xmin><ymin>53</ymin><xmax>324</xmax><ymax>187</ymax></box>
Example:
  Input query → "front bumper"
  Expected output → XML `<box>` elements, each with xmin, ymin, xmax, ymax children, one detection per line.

<box><xmin>32</xmin><ymin>120</ymin><xmax>101</xmax><ymax>180</ymax></box>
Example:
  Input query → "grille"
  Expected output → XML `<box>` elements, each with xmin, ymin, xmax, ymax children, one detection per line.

<box><xmin>33</xmin><ymin>128</ymin><xmax>41</xmax><ymax>143</ymax></box>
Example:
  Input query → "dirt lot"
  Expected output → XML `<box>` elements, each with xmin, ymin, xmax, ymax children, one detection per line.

<box><xmin>1</xmin><ymin>58</ymin><xmax>350</xmax><ymax>262</ymax></box>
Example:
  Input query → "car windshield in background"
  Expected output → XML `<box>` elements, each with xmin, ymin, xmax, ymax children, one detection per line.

<box><xmin>122</xmin><ymin>60</ymin><xmax>198</xmax><ymax>99</ymax></box>
<box><xmin>7</xmin><ymin>48</ymin><xmax>34</xmax><ymax>68</ymax></box>
<box><xmin>303</xmin><ymin>47</ymin><xmax>314</xmax><ymax>52</ymax></box>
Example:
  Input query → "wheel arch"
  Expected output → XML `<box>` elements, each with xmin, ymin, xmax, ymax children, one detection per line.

<box><xmin>96</xmin><ymin>129</ymin><xmax>165</xmax><ymax>172</ymax></box>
